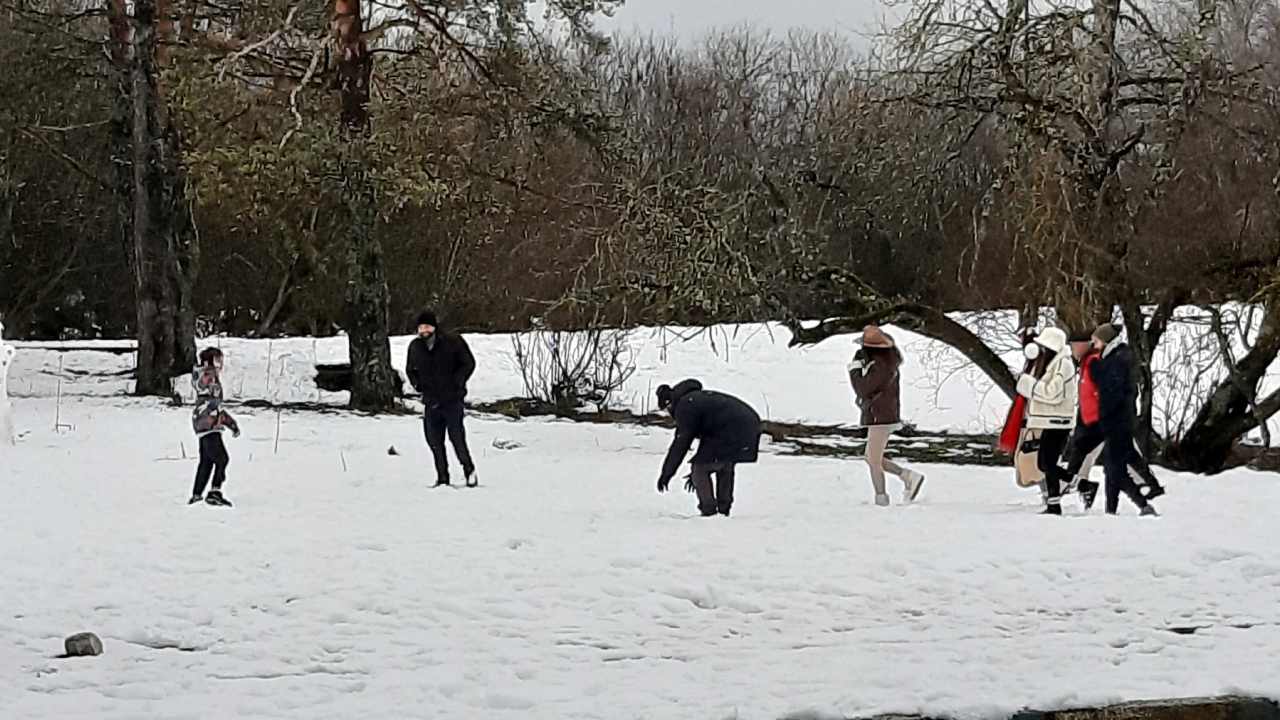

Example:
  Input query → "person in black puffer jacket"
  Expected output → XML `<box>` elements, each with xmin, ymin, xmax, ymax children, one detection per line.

<box><xmin>1089</xmin><ymin>323</ymin><xmax>1157</xmax><ymax>516</ymax></box>
<box><xmin>406</xmin><ymin>311</ymin><xmax>478</xmax><ymax>487</ymax></box>
<box><xmin>655</xmin><ymin>379</ymin><xmax>762</xmax><ymax>517</ymax></box>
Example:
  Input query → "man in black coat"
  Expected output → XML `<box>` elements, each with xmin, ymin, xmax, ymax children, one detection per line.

<box><xmin>655</xmin><ymin>379</ymin><xmax>762</xmax><ymax>517</ymax></box>
<box><xmin>406</xmin><ymin>311</ymin><xmax>478</xmax><ymax>487</ymax></box>
<box><xmin>1090</xmin><ymin>324</ymin><xmax>1158</xmax><ymax>516</ymax></box>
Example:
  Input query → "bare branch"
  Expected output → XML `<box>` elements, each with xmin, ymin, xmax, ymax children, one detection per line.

<box><xmin>280</xmin><ymin>41</ymin><xmax>326</xmax><ymax>149</ymax></box>
<box><xmin>215</xmin><ymin>2</ymin><xmax>303</xmax><ymax>83</ymax></box>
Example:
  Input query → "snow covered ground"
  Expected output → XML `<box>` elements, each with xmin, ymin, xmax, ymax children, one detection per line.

<box><xmin>6</xmin><ymin>324</ymin><xmax>1010</xmax><ymax>432</ymax></box>
<box><xmin>10</xmin><ymin>312</ymin><xmax>1279</xmax><ymax>439</ymax></box>
<box><xmin>2</xmin><ymin>315</ymin><xmax>1278</xmax><ymax>717</ymax></box>
<box><xmin>2</xmin><ymin>396</ymin><xmax>1279</xmax><ymax>719</ymax></box>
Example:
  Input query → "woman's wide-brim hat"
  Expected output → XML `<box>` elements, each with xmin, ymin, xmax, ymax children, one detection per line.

<box><xmin>856</xmin><ymin>325</ymin><xmax>895</xmax><ymax>349</ymax></box>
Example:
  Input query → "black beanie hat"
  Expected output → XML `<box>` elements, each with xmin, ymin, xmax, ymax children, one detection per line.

<box><xmin>1067</xmin><ymin>330</ymin><xmax>1093</xmax><ymax>343</ymax></box>
<box><xmin>656</xmin><ymin>384</ymin><xmax>674</xmax><ymax>410</ymax></box>
<box><xmin>416</xmin><ymin>311</ymin><xmax>439</xmax><ymax>328</ymax></box>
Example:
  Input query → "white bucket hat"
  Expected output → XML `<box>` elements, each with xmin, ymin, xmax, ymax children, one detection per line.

<box><xmin>1032</xmin><ymin>327</ymin><xmax>1068</xmax><ymax>355</ymax></box>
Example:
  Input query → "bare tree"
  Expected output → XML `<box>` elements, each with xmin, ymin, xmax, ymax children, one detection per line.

<box><xmin>327</xmin><ymin>0</ymin><xmax>398</xmax><ymax>412</ymax></box>
<box><xmin>108</xmin><ymin>0</ymin><xmax>198</xmax><ymax>396</ymax></box>
<box><xmin>208</xmin><ymin>0</ymin><xmax>622</xmax><ymax>410</ymax></box>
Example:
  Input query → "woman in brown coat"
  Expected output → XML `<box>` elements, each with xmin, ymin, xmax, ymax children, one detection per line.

<box><xmin>849</xmin><ymin>325</ymin><xmax>926</xmax><ymax>506</ymax></box>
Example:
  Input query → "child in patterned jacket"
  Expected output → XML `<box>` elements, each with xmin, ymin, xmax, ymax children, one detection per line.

<box><xmin>190</xmin><ymin>347</ymin><xmax>240</xmax><ymax>506</ymax></box>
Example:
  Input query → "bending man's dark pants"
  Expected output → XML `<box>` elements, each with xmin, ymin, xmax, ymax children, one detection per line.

<box><xmin>691</xmin><ymin>462</ymin><xmax>735</xmax><ymax>516</ymax></box>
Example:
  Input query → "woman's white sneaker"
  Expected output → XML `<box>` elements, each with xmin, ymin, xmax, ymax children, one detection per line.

<box><xmin>903</xmin><ymin>471</ymin><xmax>926</xmax><ymax>503</ymax></box>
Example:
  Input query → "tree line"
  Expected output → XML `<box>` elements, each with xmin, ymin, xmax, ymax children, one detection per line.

<box><xmin>1</xmin><ymin>0</ymin><xmax>1278</xmax><ymax>471</ymax></box>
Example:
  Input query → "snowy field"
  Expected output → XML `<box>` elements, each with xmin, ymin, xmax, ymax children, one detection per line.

<box><xmin>2</xmin><ymin>396</ymin><xmax>1280</xmax><ymax>719</ymax></box>
<box><xmin>7</xmin><ymin>324</ymin><xmax>1012</xmax><ymax>432</ymax></box>
<box><xmin>10</xmin><ymin>311</ymin><xmax>1280</xmax><ymax>438</ymax></box>
<box><xmin>3</xmin><ymin>315</ymin><xmax>1279</xmax><ymax>718</ymax></box>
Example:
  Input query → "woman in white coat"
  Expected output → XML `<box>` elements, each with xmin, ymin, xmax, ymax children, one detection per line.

<box><xmin>1016</xmin><ymin>327</ymin><xmax>1077</xmax><ymax>515</ymax></box>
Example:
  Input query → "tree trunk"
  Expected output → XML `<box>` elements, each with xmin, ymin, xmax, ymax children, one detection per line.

<box><xmin>333</xmin><ymin>0</ymin><xmax>372</xmax><ymax>135</ymax></box>
<box><xmin>1169</xmin><ymin>297</ymin><xmax>1280</xmax><ymax>472</ymax></box>
<box><xmin>0</xmin><ymin>129</ymin><xmax>13</xmax><ymax>252</ymax></box>
<box><xmin>341</xmin><ymin>157</ymin><xmax>398</xmax><ymax>412</ymax></box>
<box><xmin>1120</xmin><ymin>290</ymin><xmax>1187</xmax><ymax>456</ymax></box>
<box><xmin>332</xmin><ymin>0</ymin><xmax>397</xmax><ymax>411</ymax></box>
<box><xmin>110</xmin><ymin>0</ymin><xmax>197</xmax><ymax>398</ymax></box>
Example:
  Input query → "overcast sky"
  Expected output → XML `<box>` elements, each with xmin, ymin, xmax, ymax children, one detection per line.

<box><xmin>599</xmin><ymin>0</ymin><xmax>891</xmax><ymax>43</ymax></box>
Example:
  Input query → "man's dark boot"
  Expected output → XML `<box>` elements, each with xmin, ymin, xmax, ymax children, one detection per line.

<box><xmin>1040</xmin><ymin>504</ymin><xmax>1062</xmax><ymax>516</ymax></box>
<box><xmin>205</xmin><ymin>490</ymin><xmax>233</xmax><ymax>507</ymax></box>
<box><xmin>718</xmin><ymin>506</ymin><xmax>731</xmax><ymax>517</ymax></box>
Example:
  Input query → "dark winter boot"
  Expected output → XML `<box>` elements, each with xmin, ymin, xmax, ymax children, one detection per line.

<box><xmin>205</xmin><ymin>490</ymin><xmax>233</xmax><ymax>507</ymax></box>
<box><xmin>1077</xmin><ymin>480</ymin><xmax>1099</xmax><ymax>510</ymax></box>
<box><xmin>1140</xmin><ymin>505</ymin><xmax>1159</xmax><ymax>517</ymax></box>
<box><xmin>188</xmin><ymin>494</ymin><xmax>204</xmax><ymax>505</ymax></box>
<box><xmin>1040</xmin><ymin>504</ymin><xmax>1062</xmax><ymax>516</ymax></box>
<box><xmin>432</xmin><ymin>479</ymin><xmax>452</xmax><ymax>488</ymax></box>
<box><xmin>465</xmin><ymin>470</ymin><xmax>479</xmax><ymax>488</ymax></box>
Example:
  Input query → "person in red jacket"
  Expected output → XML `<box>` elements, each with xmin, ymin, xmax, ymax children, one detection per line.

<box><xmin>1063</xmin><ymin>335</ymin><xmax>1104</xmax><ymax>502</ymax></box>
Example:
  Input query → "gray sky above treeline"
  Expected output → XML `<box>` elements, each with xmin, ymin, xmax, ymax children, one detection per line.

<box><xmin>600</xmin><ymin>0</ymin><xmax>891</xmax><ymax>43</ymax></box>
